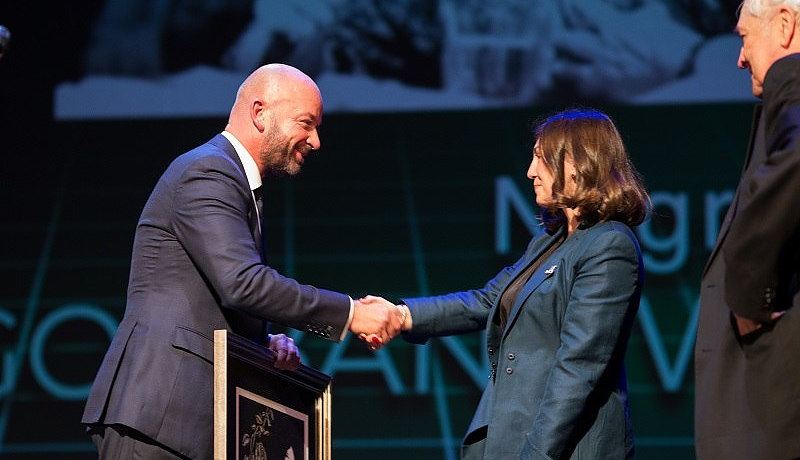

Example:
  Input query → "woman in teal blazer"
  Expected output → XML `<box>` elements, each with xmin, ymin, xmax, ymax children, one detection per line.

<box><xmin>375</xmin><ymin>109</ymin><xmax>650</xmax><ymax>459</ymax></box>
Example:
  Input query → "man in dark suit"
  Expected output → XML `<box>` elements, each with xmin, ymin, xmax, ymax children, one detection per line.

<box><xmin>696</xmin><ymin>1</ymin><xmax>800</xmax><ymax>458</ymax></box>
<box><xmin>81</xmin><ymin>64</ymin><xmax>402</xmax><ymax>459</ymax></box>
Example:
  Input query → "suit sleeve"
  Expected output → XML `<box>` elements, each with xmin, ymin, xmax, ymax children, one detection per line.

<box><xmin>523</xmin><ymin>230</ymin><xmax>640</xmax><ymax>459</ymax></box>
<box><xmin>723</xmin><ymin>89</ymin><xmax>800</xmax><ymax>322</ymax></box>
<box><xmin>171</xmin><ymin>156</ymin><xmax>351</xmax><ymax>340</ymax></box>
<box><xmin>401</xmin><ymin>240</ymin><xmax>540</xmax><ymax>344</ymax></box>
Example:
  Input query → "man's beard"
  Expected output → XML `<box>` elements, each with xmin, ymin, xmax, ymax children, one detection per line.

<box><xmin>260</xmin><ymin>127</ymin><xmax>304</xmax><ymax>177</ymax></box>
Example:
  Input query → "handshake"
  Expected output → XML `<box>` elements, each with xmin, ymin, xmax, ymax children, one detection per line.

<box><xmin>348</xmin><ymin>295</ymin><xmax>412</xmax><ymax>350</ymax></box>
<box><xmin>271</xmin><ymin>295</ymin><xmax>408</xmax><ymax>370</ymax></box>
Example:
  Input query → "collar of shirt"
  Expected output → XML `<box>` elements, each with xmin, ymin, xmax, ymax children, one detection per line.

<box><xmin>221</xmin><ymin>131</ymin><xmax>262</xmax><ymax>192</ymax></box>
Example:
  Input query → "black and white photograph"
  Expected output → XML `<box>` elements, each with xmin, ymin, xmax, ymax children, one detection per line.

<box><xmin>236</xmin><ymin>387</ymin><xmax>308</xmax><ymax>460</ymax></box>
<box><xmin>53</xmin><ymin>0</ymin><xmax>752</xmax><ymax>119</ymax></box>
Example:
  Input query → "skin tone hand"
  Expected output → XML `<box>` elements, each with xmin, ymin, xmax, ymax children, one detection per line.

<box><xmin>268</xmin><ymin>334</ymin><xmax>301</xmax><ymax>370</ymax></box>
<box><xmin>733</xmin><ymin>311</ymin><xmax>786</xmax><ymax>337</ymax></box>
<box><xmin>349</xmin><ymin>296</ymin><xmax>403</xmax><ymax>348</ymax></box>
<box><xmin>357</xmin><ymin>295</ymin><xmax>411</xmax><ymax>350</ymax></box>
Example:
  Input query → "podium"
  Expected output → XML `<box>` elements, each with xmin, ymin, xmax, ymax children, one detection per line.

<box><xmin>213</xmin><ymin>330</ymin><xmax>332</xmax><ymax>459</ymax></box>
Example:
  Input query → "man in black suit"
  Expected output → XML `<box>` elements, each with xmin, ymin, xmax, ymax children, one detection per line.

<box><xmin>81</xmin><ymin>63</ymin><xmax>402</xmax><ymax>459</ymax></box>
<box><xmin>696</xmin><ymin>1</ymin><xmax>800</xmax><ymax>458</ymax></box>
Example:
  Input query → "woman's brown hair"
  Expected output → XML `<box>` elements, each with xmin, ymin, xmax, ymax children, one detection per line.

<box><xmin>534</xmin><ymin>108</ymin><xmax>650</xmax><ymax>231</ymax></box>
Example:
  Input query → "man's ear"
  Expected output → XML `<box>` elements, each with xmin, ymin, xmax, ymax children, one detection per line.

<box><xmin>778</xmin><ymin>7</ymin><xmax>797</xmax><ymax>48</ymax></box>
<box><xmin>251</xmin><ymin>99</ymin><xmax>267</xmax><ymax>132</ymax></box>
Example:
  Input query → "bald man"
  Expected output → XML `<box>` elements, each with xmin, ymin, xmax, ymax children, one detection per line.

<box><xmin>81</xmin><ymin>64</ymin><xmax>401</xmax><ymax>459</ymax></box>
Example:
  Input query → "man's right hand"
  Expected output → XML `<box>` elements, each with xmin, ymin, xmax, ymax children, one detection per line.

<box><xmin>732</xmin><ymin>310</ymin><xmax>786</xmax><ymax>337</ymax></box>
<box><xmin>349</xmin><ymin>296</ymin><xmax>404</xmax><ymax>347</ymax></box>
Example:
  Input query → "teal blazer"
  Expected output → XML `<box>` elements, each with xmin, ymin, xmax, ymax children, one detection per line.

<box><xmin>404</xmin><ymin>220</ymin><xmax>642</xmax><ymax>459</ymax></box>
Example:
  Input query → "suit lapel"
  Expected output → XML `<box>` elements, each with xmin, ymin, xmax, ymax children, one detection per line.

<box><xmin>703</xmin><ymin>106</ymin><xmax>762</xmax><ymax>276</ymax></box>
<box><xmin>487</xmin><ymin>227</ymin><xmax>565</xmax><ymax>342</ymax></box>
<box><xmin>210</xmin><ymin>134</ymin><xmax>263</xmax><ymax>255</ymax></box>
<box><xmin>501</xmin><ymin>260</ymin><xmax>559</xmax><ymax>340</ymax></box>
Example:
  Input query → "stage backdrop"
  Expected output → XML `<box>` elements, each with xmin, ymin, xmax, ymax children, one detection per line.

<box><xmin>0</xmin><ymin>102</ymin><xmax>751</xmax><ymax>459</ymax></box>
<box><xmin>54</xmin><ymin>0</ymin><xmax>751</xmax><ymax>119</ymax></box>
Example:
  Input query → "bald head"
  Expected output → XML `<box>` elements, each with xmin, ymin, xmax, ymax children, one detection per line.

<box><xmin>234</xmin><ymin>64</ymin><xmax>320</xmax><ymax>112</ymax></box>
<box><xmin>228</xmin><ymin>64</ymin><xmax>322</xmax><ymax>127</ymax></box>
<box><xmin>225</xmin><ymin>64</ymin><xmax>323</xmax><ymax>177</ymax></box>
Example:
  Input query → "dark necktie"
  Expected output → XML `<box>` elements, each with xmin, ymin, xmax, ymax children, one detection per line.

<box><xmin>253</xmin><ymin>185</ymin><xmax>264</xmax><ymax>220</ymax></box>
<box><xmin>253</xmin><ymin>186</ymin><xmax>264</xmax><ymax>251</ymax></box>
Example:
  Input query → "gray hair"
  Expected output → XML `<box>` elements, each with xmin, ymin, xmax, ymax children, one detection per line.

<box><xmin>740</xmin><ymin>0</ymin><xmax>800</xmax><ymax>17</ymax></box>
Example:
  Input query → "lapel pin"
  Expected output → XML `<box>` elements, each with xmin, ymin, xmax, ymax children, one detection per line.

<box><xmin>544</xmin><ymin>265</ymin><xmax>558</xmax><ymax>275</ymax></box>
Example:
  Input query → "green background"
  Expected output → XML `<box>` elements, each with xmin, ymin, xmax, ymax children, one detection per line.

<box><xmin>0</xmin><ymin>103</ymin><xmax>753</xmax><ymax>458</ymax></box>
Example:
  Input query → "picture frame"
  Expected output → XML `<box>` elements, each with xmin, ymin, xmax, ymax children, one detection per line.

<box><xmin>214</xmin><ymin>330</ymin><xmax>332</xmax><ymax>460</ymax></box>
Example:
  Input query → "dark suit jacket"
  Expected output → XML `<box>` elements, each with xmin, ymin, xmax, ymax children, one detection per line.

<box><xmin>81</xmin><ymin>134</ymin><xmax>351</xmax><ymax>458</ymax></box>
<box><xmin>403</xmin><ymin>221</ymin><xmax>642</xmax><ymax>459</ymax></box>
<box><xmin>695</xmin><ymin>54</ymin><xmax>800</xmax><ymax>459</ymax></box>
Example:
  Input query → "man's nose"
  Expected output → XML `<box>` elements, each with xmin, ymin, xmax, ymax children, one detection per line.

<box><xmin>737</xmin><ymin>47</ymin><xmax>748</xmax><ymax>70</ymax></box>
<box><xmin>308</xmin><ymin>129</ymin><xmax>321</xmax><ymax>150</ymax></box>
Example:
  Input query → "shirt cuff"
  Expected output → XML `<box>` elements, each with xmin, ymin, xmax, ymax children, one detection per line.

<box><xmin>340</xmin><ymin>297</ymin><xmax>355</xmax><ymax>341</ymax></box>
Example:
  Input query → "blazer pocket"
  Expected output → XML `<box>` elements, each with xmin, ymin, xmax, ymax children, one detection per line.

<box><xmin>737</xmin><ymin>317</ymin><xmax>778</xmax><ymax>359</ymax></box>
<box><xmin>171</xmin><ymin>326</ymin><xmax>213</xmax><ymax>364</ymax></box>
<box><xmin>463</xmin><ymin>425</ymin><xmax>488</xmax><ymax>446</ymax></box>
<box><xmin>461</xmin><ymin>437</ymin><xmax>487</xmax><ymax>460</ymax></box>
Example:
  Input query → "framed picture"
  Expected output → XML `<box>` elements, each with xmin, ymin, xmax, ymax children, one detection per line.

<box><xmin>214</xmin><ymin>330</ymin><xmax>331</xmax><ymax>460</ymax></box>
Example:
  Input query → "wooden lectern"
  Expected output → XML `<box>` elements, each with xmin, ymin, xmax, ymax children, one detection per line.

<box><xmin>213</xmin><ymin>330</ymin><xmax>332</xmax><ymax>460</ymax></box>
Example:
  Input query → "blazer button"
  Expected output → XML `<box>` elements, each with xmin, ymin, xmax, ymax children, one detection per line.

<box><xmin>507</xmin><ymin>353</ymin><xmax>515</xmax><ymax>361</ymax></box>
<box><xmin>487</xmin><ymin>346</ymin><xmax>494</xmax><ymax>355</ymax></box>
<box><xmin>505</xmin><ymin>367</ymin><xmax>513</xmax><ymax>375</ymax></box>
